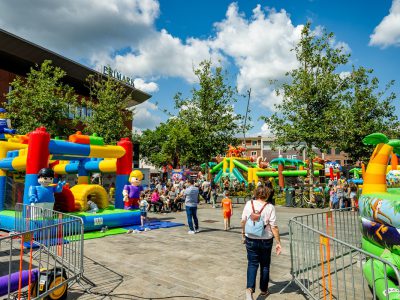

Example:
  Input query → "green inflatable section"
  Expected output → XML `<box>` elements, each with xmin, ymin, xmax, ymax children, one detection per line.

<box><xmin>362</xmin><ymin>238</ymin><xmax>400</xmax><ymax>300</ymax></box>
<box><xmin>210</xmin><ymin>161</ymin><xmax>223</xmax><ymax>174</ymax></box>
<box><xmin>256</xmin><ymin>170</ymin><xmax>320</xmax><ymax>177</ymax></box>
<box><xmin>233</xmin><ymin>159</ymin><xmax>249</xmax><ymax>172</ymax></box>
<box><xmin>213</xmin><ymin>169</ymin><xmax>223</xmax><ymax>183</ymax></box>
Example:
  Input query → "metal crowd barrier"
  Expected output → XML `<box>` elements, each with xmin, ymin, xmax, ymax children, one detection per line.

<box><xmin>0</xmin><ymin>203</ymin><xmax>84</xmax><ymax>299</ymax></box>
<box><xmin>283</xmin><ymin>208</ymin><xmax>400</xmax><ymax>300</ymax></box>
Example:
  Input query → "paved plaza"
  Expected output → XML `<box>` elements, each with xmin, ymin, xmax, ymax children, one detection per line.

<box><xmin>68</xmin><ymin>205</ymin><xmax>323</xmax><ymax>300</ymax></box>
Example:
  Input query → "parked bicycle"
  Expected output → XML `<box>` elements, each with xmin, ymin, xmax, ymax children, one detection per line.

<box><xmin>292</xmin><ymin>186</ymin><xmax>326</xmax><ymax>208</ymax></box>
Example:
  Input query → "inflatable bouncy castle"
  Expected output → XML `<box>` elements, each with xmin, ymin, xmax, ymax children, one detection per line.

<box><xmin>359</xmin><ymin>133</ymin><xmax>400</xmax><ymax>300</ymax></box>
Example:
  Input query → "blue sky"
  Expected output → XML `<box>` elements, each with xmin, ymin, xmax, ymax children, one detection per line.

<box><xmin>0</xmin><ymin>0</ymin><xmax>399</xmax><ymax>135</ymax></box>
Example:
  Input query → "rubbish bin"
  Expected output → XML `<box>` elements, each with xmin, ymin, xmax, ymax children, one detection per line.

<box><xmin>285</xmin><ymin>187</ymin><xmax>295</xmax><ymax>207</ymax></box>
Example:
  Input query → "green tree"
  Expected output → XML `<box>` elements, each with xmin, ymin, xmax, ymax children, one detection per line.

<box><xmin>83</xmin><ymin>74</ymin><xmax>133</xmax><ymax>144</ymax></box>
<box><xmin>173</xmin><ymin>59</ymin><xmax>247</xmax><ymax>165</ymax></box>
<box><xmin>5</xmin><ymin>60</ymin><xmax>78</xmax><ymax>136</ymax></box>
<box><xmin>338</xmin><ymin>66</ymin><xmax>399</xmax><ymax>163</ymax></box>
<box><xmin>139</xmin><ymin>118</ymin><xmax>193</xmax><ymax>168</ymax></box>
<box><xmin>264</xmin><ymin>23</ymin><xmax>350</xmax><ymax>186</ymax></box>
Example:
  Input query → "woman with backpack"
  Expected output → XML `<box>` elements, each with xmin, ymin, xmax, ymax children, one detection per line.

<box><xmin>241</xmin><ymin>186</ymin><xmax>282</xmax><ymax>300</ymax></box>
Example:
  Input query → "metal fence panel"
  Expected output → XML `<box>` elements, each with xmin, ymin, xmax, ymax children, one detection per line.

<box><xmin>285</xmin><ymin>208</ymin><xmax>400</xmax><ymax>300</ymax></box>
<box><xmin>0</xmin><ymin>204</ymin><xmax>84</xmax><ymax>299</ymax></box>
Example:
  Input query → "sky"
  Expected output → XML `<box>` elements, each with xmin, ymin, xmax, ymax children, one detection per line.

<box><xmin>0</xmin><ymin>0</ymin><xmax>399</xmax><ymax>136</ymax></box>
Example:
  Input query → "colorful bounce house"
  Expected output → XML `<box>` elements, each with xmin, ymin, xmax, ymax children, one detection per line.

<box><xmin>209</xmin><ymin>145</ymin><xmax>324</xmax><ymax>188</ymax></box>
<box><xmin>359</xmin><ymin>133</ymin><xmax>400</xmax><ymax>299</ymax></box>
<box><xmin>0</xmin><ymin>127</ymin><xmax>141</xmax><ymax>232</ymax></box>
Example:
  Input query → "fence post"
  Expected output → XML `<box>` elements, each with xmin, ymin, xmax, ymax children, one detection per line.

<box><xmin>320</xmin><ymin>235</ymin><xmax>333</xmax><ymax>300</ymax></box>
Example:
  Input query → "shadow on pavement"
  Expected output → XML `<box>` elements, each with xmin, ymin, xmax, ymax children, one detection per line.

<box><xmin>268</xmin><ymin>279</ymin><xmax>304</xmax><ymax>295</ymax></box>
<box><xmin>69</xmin><ymin>255</ymin><xmax>215</xmax><ymax>300</ymax></box>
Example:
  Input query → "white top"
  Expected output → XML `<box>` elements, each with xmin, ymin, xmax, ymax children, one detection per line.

<box><xmin>241</xmin><ymin>200</ymin><xmax>277</xmax><ymax>240</ymax></box>
<box><xmin>139</xmin><ymin>199</ymin><xmax>149</xmax><ymax>212</ymax></box>
<box><xmin>202</xmin><ymin>181</ymin><xmax>210</xmax><ymax>192</ymax></box>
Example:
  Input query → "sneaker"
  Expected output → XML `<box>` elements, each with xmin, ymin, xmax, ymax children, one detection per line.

<box><xmin>195</xmin><ymin>228</ymin><xmax>200</xmax><ymax>233</ymax></box>
<box><xmin>188</xmin><ymin>230</ymin><xmax>195</xmax><ymax>234</ymax></box>
<box><xmin>144</xmin><ymin>228</ymin><xmax>151</xmax><ymax>231</ymax></box>
<box><xmin>127</xmin><ymin>229</ymin><xmax>133</xmax><ymax>234</ymax></box>
<box><xmin>245</xmin><ymin>289</ymin><xmax>254</xmax><ymax>300</ymax></box>
<box><xmin>100</xmin><ymin>227</ymin><xmax>106</xmax><ymax>233</ymax></box>
<box><xmin>133</xmin><ymin>229</ymin><xmax>140</xmax><ymax>233</ymax></box>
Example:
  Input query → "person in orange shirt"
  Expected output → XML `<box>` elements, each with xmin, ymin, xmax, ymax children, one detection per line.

<box><xmin>221</xmin><ymin>191</ymin><xmax>233</xmax><ymax>230</ymax></box>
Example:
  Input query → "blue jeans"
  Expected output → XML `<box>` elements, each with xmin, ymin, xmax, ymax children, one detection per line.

<box><xmin>246</xmin><ymin>237</ymin><xmax>273</xmax><ymax>292</ymax></box>
<box><xmin>185</xmin><ymin>206</ymin><xmax>199</xmax><ymax>231</ymax></box>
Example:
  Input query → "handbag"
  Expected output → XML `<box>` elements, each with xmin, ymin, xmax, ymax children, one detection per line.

<box><xmin>245</xmin><ymin>200</ymin><xmax>268</xmax><ymax>237</ymax></box>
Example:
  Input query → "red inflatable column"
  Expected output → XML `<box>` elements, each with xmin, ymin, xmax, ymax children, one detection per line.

<box><xmin>329</xmin><ymin>167</ymin><xmax>334</xmax><ymax>180</ymax></box>
<box><xmin>115</xmin><ymin>138</ymin><xmax>133</xmax><ymax>209</ymax></box>
<box><xmin>23</xmin><ymin>127</ymin><xmax>51</xmax><ymax>205</ymax></box>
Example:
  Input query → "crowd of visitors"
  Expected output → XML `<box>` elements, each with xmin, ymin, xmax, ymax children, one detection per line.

<box><xmin>328</xmin><ymin>178</ymin><xmax>359</xmax><ymax>211</ymax></box>
<box><xmin>142</xmin><ymin>177</ymin><xmax>215</xmax><ymax>213</ymax></box>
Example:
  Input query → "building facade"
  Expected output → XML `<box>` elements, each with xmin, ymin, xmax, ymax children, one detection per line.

<box><xmin>241</xmin><ymin>136</ymin><xmax>262</xmax><ymax>159</ymax></box>
<box><xmin>0</xmin><ymin>29</ymin><xmax>151</xmax><ymax>130</ymax></box>
<box><xmin>255</xmin><ymin>136</ymin><xmax>351</xmax><ymax>166</ymax></box>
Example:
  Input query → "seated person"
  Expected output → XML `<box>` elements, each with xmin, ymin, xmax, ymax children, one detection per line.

<box><xmin>87</xmin><ymin>196</ymin><xmax>99</xmax><ymax>213</ymax></box>
<box><xmin>150</xmin><ymin>190</ymin><xmax>163</xmax><ymax>212</ymax></box>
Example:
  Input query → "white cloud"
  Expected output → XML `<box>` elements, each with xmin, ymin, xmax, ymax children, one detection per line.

<box><xmin>93</xmin><ymin>2</ymin><xmax>304</xmax><ymax>102</ymax></box>
<box><xmin>133</xmin><ymin>78</ymin><xmax>159</xmax><ymax>93</ymax></box>
<box><xmin>211</xmin><ymin>4</ymin><xmax>303</xmax><ymax>107</ymax></box>
<box><xmin>370</xmin><ymin>0</ymin><xmax>400</xmax><ymax>48</ymax></box>
<box><xmin>258</xmin><ymin>123</ymin><xmax>274</xmax><ymax>136</ymax></box>
<box><xmin>213</xmin><ymin>5</ymin><xmax>302</xmax><ymax>89</ymax></box>
<box><xmin>0</xmin><ymin>0</ymin><xmax>160</xmax><ymax>57</ymax></box>
<box><xmin>339</xmin><ymin>71</ymin><xmax>351</xmax><ymax>79</ymax></box>
<box><xmin>132</xmin><ymin>101</ymin><xmax>161</xmax><ymax>130</ymax></box>
<box><xmin>0</xmin><ymin>1</ymin><xmax>352</xmax><ymax>127</ymax></box>
<box><xmin>92</xmin><ymin>30</ymin><xmax>223</xmax><ymax>83</ymax></box>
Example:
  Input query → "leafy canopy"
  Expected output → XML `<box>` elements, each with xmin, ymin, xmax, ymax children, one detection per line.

<box><xmin>264</xmin><ymin>22</ymin><xmax>350</xmax><ymax>159</ymax></box>
<box><xmin>139</xmin><ymin>118</ymin><xmax>193</xmax><ymax>168</ymax></box>
<box><xmin>338</xmin><ymin>66</ymin><xmax>399</xmax><ymax>162</ymax></box>
<box><xmin>5</xmin><ymin>60</ymin><xmax>79</xmax><ymax>137</ymax></box>
<box><xmin>172</xmin><ymin>59</ymin><xmax>248</xmax><ymax>166</ymax></box>
<box><xmin>140</xmin><ymin>59</ymin><xmax>249</xmax><ymax>168</ymax></box>
<box><xmin>83</xmin><ymin>74</ymin><xmax>133</xmax><ymax>144</ymax></box>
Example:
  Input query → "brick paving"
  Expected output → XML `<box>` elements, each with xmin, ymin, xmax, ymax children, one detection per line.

<box><xmin>68</xmin><ymin>204</ymin><xmax>319</xmax><ymax>300</ymax></box>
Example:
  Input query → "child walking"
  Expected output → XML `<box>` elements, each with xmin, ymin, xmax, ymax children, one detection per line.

<box><xmin>139</xmin><ymin>194</ymin><xmax>149</xmax><ymax>227</ymax></box>
<box><xmin>221</xmin><ymin>192</ymin><xmax>233</xmax><ymax>230</ymax></box>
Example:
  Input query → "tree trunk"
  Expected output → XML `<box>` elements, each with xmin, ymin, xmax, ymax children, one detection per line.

<box><xmin>308</xmin><ymin>154</ymin><xmax>315</xmax><ymax>203</ymax></box>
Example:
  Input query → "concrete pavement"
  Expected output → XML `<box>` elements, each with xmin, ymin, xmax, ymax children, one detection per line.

<box><xmin>69</xmin><ymin>204</ymin><xmax>321</xmax><ymax>300</ymax></box>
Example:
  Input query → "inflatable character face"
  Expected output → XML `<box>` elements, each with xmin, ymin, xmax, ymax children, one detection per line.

<box><xmin>37</xmin><ymin>168</ymin><xmax>55</xmax><ymax>187</ymax></box>
<box><xmin>129</xmin><ymin>170</ymin><xmax>143</xmax><ymax>187</ymax></box>
<box><xmin>376</xmin><ymin>199</ymin><xmax>382</xmax><ymax>211</ymax></box>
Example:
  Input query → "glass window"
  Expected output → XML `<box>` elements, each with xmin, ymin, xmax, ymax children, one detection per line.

<box><xmin>335</xmin><ymin>148</ymin><xmax>341</xmax><ymax>155</ymax></box>
<box><xmin>251</xmin><ymin>151</ymin><xmax>257</xmax><ymax>156</ymax></box>
<box><xmin>82</xmin><ymin>107</ymin><xmax>87</xmax><ymax>118</ymax></box>
<box><xmin>252</xmin><ymin>141</ymin><xmax>258</xmax><ymax>146</ymax></box>
<box><xmin>68</xmin><ymin>104</ymin><xmax>74</xmax><ymax>119</ymax></box>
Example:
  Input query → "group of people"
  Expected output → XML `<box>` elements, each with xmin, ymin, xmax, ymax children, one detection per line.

<box><xmin>328</xmin><ymin>179</ymin><xmax>359</xmax><ymax>210</ymax></box>
<box><xmin>138</xmin><ymin>176</ymin><xmax>281</xmax><ymax>298</ymax></box>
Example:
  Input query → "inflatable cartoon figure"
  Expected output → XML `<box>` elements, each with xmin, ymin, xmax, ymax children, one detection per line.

<box><xmin>359</xmin><ymin>133</ymin><xmax>400</xmax><ymax>300</ymax></box>
<box><xmin>122</xmin><ymin>170</ymin><xmax>144</xmax><ymax>209</ymax></box>
<box><xmin>28</xmin><ymin>168</ymin><xmax>65</xmax><ymax>210</ymax></box>
<box><xmin>0</xmin><ymin>108</ymin><xmax>16</xmax><ymax>137</ymax></box>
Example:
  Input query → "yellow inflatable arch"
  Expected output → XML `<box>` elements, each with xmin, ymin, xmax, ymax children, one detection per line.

<box><xmin>70</xmin><ymin>184</ymin><xmax>109</xmax><ymax>211</ymax></box>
